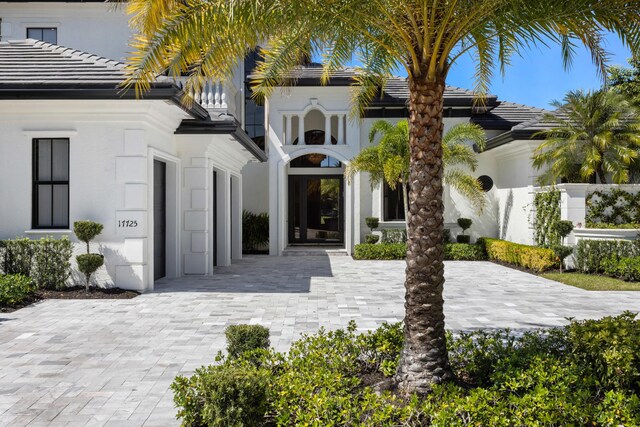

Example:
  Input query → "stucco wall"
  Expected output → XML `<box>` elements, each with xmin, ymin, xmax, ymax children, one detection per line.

<box><xmin>0</xmin><ymin>100</ymin><xmax>186</xmax><ymax>291</ymax></box>
<box><xmin>0</xmin><ymin>2</ymin><xmax>132</xmax><ymax>61</ymax></box>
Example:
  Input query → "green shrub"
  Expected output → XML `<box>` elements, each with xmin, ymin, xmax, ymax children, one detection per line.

<box><xmin>353</xmin><ymin>243</ymin><xmax>406</xmax><ymax>260</ymax></box>
<box><xmin>365</xmin><ymin>217</ymin><xmax>379</xmax><ymax>232</ymax></box>
<box><xmin>356</xmin><ymin>322</ymin><xmax>403</xmax><ymax>376</ymax></box>
<box><xmin>551</xmin><ymin>244</ymin><xmax>574</xmax><ymax>273</ymax></box>
<box><xmin>175</xmin><ymin>314</ymin><xmax>640</xmax><ymax>426</ymax></box>
<box><xmin>31</xmin><ymin>237</ymin><xmax>73</xmax><ymax>290</ymax></box>
<box><xmin>242</xmin><ymin>210</ymin><xmax>269</xmax><ymax>253</ymax></box>
<box><xmin>0</xmin><ymin>274</ymin><xmax>36</xmax><ymax>306</ymax></box>
<box><xmin>0</xmin><ymin>238</ymin><xmax>35</xmax><ymax>276</ymax></box>
<box><xmin>380</xmin><ymin>229</ymin><xmax>407</xmax><ymax>244</ymax></box>
<box><xmin>456</xmin><ymin>234</ymin><xmax>471</xmax><ymax>244</ymax></box>
<box><xmin>76</xmin><ymin>254</ymin><xmax>104</xmax><ymax>292</ymax></box>
<box><xmin>443</xmin><ymin>228</ymin><xmax>452</xmax><ymax>244</ymax></box>
<box><xmin>364</xmin><ymin>234</ymin><xmax>380</xmax><ymax>244</ymax></box>
<box><xmin>482</xmin><ymin>238</ymin><xmax>558</xmax><ymax>272</ymax></box>
<box><xmin>172</xmin><ymin>362</ymin><xmax>270</xmax><ymax>427</ymax></box>
<box><xmin>73</xmin><ymin>221</ymin><xmax>104</xmax><ymax>253</ymax></box>
<box><xmin>575</xmin><ymin>239</ymin><xmax>640</xmax><ymax>273</ymax></box>
<box><xmin>567</xmin><ymin>312</ymin><xmax>640</xmax><ymax>392</ymax></box>
<box><xmin>444</xmin><ymin>243</ymin><xmax>486</xmax><ymax>260</ymax></box>
<box><xmin>554</xmin><ymin>220</ymin><xmax>574</xmax><ymax>241</ymax></box>
<box><xmin>225</xmin><ymin>324</ymin><xmax>270</xmax><ymax>359</ymax></box>
<box><xmin>603</xmin><ymin>257</ymin><xmax>640</xmax><ymax>282</ymax></box>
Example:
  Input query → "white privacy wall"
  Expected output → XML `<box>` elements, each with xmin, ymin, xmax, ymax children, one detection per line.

<box><xmin>0</xmin><ymin>2</ymin><xmax>132</xmax><ymax>61</ymax></box>
<box><xmin>0</xmin><ymin>100</ymin><xmax>185</xmax><ymax>291</ymax></box>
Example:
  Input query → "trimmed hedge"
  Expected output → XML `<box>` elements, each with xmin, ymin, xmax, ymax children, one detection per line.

<box><xmin>0</xmin><ymin>237</ymin><xmax>72</xmax><ymax>290</ymax></box>
<box><xmin>482</xmin><ymin>238</ymin><xmax>557</xmax><ymax>272</ymax></box>
<box><xmin>0</xmin><ymin>274</ymin><xmax>35</xmax><ymax>307</ymax></box>
<box><xmin>575</xmin><ymin>239</ymin><xmax>640</xmax><ymax>274</ymax></box>
<box><xmin>602</xmin><ymin>257</ymin><xmax>640</xmax><ymax>282</ymax></box>
<box><xmin>355</xmin><ymin>243</ymin><xmax>487</xmax><ymax>261</ymax></box>
<box><xmin>353</xmin><ymin>243</ymin><xmax>406</xmax><ymax>260</ymax></box>
<box><xmin>444</xmin><ymin>243</ymin><xmax>487</xmax><ymax>260</ymax></box>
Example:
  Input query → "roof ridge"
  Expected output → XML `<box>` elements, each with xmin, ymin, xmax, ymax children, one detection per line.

<box><xmin>27</xmin><ymin>39</ymin><xmax>125</xmax><ymax>71</ymax></box>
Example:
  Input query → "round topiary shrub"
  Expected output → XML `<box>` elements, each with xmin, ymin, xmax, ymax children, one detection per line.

<box><xmin>554</xmin><ymin>220</ymin><xmax>574</xmax><ymax>242</ymax></box>
<box><xmin>76</xmin><ymin>253</ymin><xmax>104</xmax><ymax>292</ymax></box>
<box><xmin>457</xmin><ymin>218</ymin><xmax>473</xmax><ymax>233</ymax></box>
<box><xmin>365</xmin><ymin>234</ymin><xmax>380</xmax><ymax>244</ymax></box>
<box><xmin>225</xmin><ymin>324</ymin><xmax>270</xmax><ymax>359</ymax></box>
<box><xmin>73</xmin><ymin>221</ymin><xmax>104</xmax><ymax>253</ymax></box>
<box><xmin>365</xmin><ymin>217</ymin><xmax>379</xmax><ymax>232</ymax></box>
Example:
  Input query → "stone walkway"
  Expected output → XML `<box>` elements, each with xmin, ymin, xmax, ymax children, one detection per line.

<box><xmin>1</xmin><ymin>256</ymin><xmax>639</xmax><ymax>426</ymax></box>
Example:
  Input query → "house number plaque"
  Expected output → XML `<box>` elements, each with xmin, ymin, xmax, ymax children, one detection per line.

<box><xmin>118</xmin><ymin>220</ymin><xmax>139</xmax><ymax>228</ymax></box>
<box><xmin>115</xmin><ymin>211</ymin><xmax>146</xmax><ymax>237</ymax></box>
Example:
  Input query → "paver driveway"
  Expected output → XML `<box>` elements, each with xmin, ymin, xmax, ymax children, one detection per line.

<box><xmin>1</xmin><ymin>256</ymin><xmax>639</xmax><ymax>426</ymax></box>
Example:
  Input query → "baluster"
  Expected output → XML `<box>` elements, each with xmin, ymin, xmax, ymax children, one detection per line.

<box><xmin>220</xmin><ymin>84</ymin><xmax>227</xmax><ymax>109</ymax></box>
<box><xmin>213</xmin><ymin>82</ymin><xmax>220</xmax><ymax>108</ymax></box>
<box><xmin>207</xmin><ymin>81</ymin><xmax>214</xmax><ymax>108</ymax></box>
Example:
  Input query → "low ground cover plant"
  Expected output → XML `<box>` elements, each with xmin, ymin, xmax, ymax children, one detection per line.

<box><xmin>482</xmin><ymin>238</ymin><xmax>557</xmax><ymax>272</ymax></box>
<box><xmin>174</xmin><ymin>312</ymin><xmax>640</xmax><ymax>426</ymax></box>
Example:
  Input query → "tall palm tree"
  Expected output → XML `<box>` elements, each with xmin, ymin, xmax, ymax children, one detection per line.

<box><xmin>125</xmin><ymin>0</ymin><xmax>640</xmax><ymax>394</ymax></box>
<box><xmin>532</xmin><ymin>90</ymin><xmax>640</xmax><ymax>184</ymax></box>
<box><xmin>345</xmin><ymin>121</ymin><xmax>487</xmax><ymax>232</ymax></box>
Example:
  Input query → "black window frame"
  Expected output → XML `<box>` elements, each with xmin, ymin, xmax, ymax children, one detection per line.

<box><xmin>32</xmin><ymin>138</ymin><xmax>70</xmax><ymax>230</ymax></box>
<box><xmin>26</xmin><ymin>27</ymin><xmax>58</xmax><ymax>44</ymax></box>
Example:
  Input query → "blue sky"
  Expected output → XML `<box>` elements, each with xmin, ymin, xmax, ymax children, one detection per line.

<box><xmin>445</xmin><ymin>33</ymin><xmax>632</xmax><ymax>109</ymax></box>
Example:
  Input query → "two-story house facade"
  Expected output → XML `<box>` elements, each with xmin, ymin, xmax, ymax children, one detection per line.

<box><xmin>0</xmin><ymin>0</ymin><xmax>550</xmax><ymax>290</ymax></box>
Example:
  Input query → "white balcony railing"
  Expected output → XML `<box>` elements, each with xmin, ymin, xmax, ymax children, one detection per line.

<box><xmin>173</xmin><ymin>77</ymin><xmax>238</xmax><ymax>117</ymax></box>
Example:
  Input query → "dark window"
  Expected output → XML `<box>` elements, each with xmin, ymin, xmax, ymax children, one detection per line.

<box><xmin>292</xmin><ymin>130</ymin><xmax>337</xmax><ymax>146</ymax></box>
<box><xmin>290</xmin><ymin>154</ymin><xmax>342</xmax><ymax>168</ymax></box>
<box><xmin>27</xmin><ymin>28</ymin><xmax>57</xmax><ymax>44</ymax></box>
<box><xmin>32</xmin><ymin>138</ymin><xmax>69</xmax><ymax>229</ymax></box>
<box><xmin>383</xmin><ymin>182</ymin><xmax>408</xmax><ymax>221</ymax></box>
<box><xmin>244</xmin><ymin>49</ymin><xmax>265</xmax><ymax>150</ymax></box>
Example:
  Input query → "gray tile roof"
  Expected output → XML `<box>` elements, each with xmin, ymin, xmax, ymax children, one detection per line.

<box><xmin>250</xmin><ymin>63</ymin><xmax>497</xmax><ymax>105</ymax></box>
<box><xmin>472</xmin><ymin>101</ymin><xmax>548</xmax><ymax>130</ymax></box>
<box><xmin>0</xmin><ymin>39</ymin><xmax>133</xmax><ymax>85</ymax></box>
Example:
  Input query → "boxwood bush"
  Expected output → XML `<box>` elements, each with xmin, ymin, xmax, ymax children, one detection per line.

<box><xmin>353</xmin><ymin>243</ymin><xmax>407</xmax><ymax>260</ymax></box>
<box><xmin>575</xmin><ymin>239</ymin><xmax>640</xmax><ymax>274</ymax></box>
<box><xmin>0</xmin><ymin>274</ymin><xmax>36</xmax><ymax>307</ymax></box>
<box><xmin>444</xmin><ymin>243</ymin><xmax>487</xmax><ymax>260</ymax></box>
<box><xmin>225</xmin><ymin>324</ymin><xmax>270</xmax><ymax>359</ymax></box>
<box><xmin>602</xmin><ymin>257</ymin><xmax>640</xmax><ymax>282</ymax></box>
<box><xmin>174</xmin><ymin>312</ymin><xmax>640</xmax><ymax>426</ymax></box>
<box><xmin>482</xmin><ymin>238</ymin><xmax>557</xmax><ymax>272</ymax></box>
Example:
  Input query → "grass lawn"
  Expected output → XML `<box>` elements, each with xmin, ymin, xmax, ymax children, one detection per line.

<box><xmin>541</xmin><ymin>272</ymin><xmax>640</xmax><ymax>291</ymax></box>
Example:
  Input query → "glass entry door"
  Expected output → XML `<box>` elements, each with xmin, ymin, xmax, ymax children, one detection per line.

<box><xmin>289</xmin><ymin>175</ymin><xmax>344</xmax><ymax>244</ymax></box>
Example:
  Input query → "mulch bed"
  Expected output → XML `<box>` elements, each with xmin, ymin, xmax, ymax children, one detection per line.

<box><xmin>0</xmin><ymin>287</ymin><xmax>139</xmax><ymax>313</ymax></box>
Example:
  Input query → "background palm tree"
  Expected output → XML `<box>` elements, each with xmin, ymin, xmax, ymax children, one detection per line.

<box><xmin>345</xmin><ymin>121</ymin><xmax>487</xmax><ymax>232</ymax></box>
<box><xmin>532</xmin><ymin>90</ymin><xmax>640</xmax><ymax>185</ymax></box>
<box><xmin>126</xmin><ymin>0</ymin><xmax>640</xmax><ymax>394</ymax></box>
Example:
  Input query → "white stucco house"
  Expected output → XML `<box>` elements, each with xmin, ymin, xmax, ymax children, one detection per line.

<box><xmin>0</xmin><ymin>1</ymin><xmax>556</xmax><ymax>291</ymax></box>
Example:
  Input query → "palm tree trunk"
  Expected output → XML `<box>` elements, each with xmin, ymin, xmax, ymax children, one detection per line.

<box><xmin>396</xmin><ymin>74</ymin><xmax>453</xmax><ymax>394</ymax></box>
<box><xmin>401</xmin><ymin>177</ymin><xmax>409</xmax><ymax>234</ymax></box>
<box><xmin>597</xmin><ymin>166</ymin><xmax>607</xmax><ymax>184</ymax></box>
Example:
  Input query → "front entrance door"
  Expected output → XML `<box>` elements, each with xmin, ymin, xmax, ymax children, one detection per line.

<box><xmin>153</xmin><ymin>160</ymin><xmax>166</xmax><ymax>280</ymax></box>
<box><xmin>288</xmin><ymin>175</ymin><xmax>344</xmax><ymax>244</ymax></box>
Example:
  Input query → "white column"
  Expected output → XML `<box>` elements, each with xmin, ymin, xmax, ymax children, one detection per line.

<box><xmin>338</xmin><ymin>114</ymin><xmax>345</xmax><ymax>145</ymax></box>
<box><xmin>231</xmin><ymin>174</ymin><xmax>242</xmax><ymax>260</ymax></box>
<box><xmin>298</xmin><ymin>114</ymin><xmax>305</xmax><ymax>145</ymax></box>
<box><xmin>285</xmin><ymin>115</ymin><xmax>292</xmax><ymax>145</ymax></box>
<box><xmin>217</xmin><ymin>170</ymin><xmax>232</xmax><ymax>267</ymax></box>
<box><xmin>324</xmin><ymin>114</ymin><xmax>332</xmax><ymax>145</ymax></box>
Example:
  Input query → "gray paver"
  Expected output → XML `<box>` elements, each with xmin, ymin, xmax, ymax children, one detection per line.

<box><xmin>1</xmin><ymin>257</ymin><xmax>639</xmax><ymax>426</ymax></box>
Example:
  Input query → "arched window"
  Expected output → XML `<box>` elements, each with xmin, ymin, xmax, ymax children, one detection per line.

<box><xmin>290</xmin><ymin>154</ymin><xmax>342</xmax><ymax>168</ymax></box>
